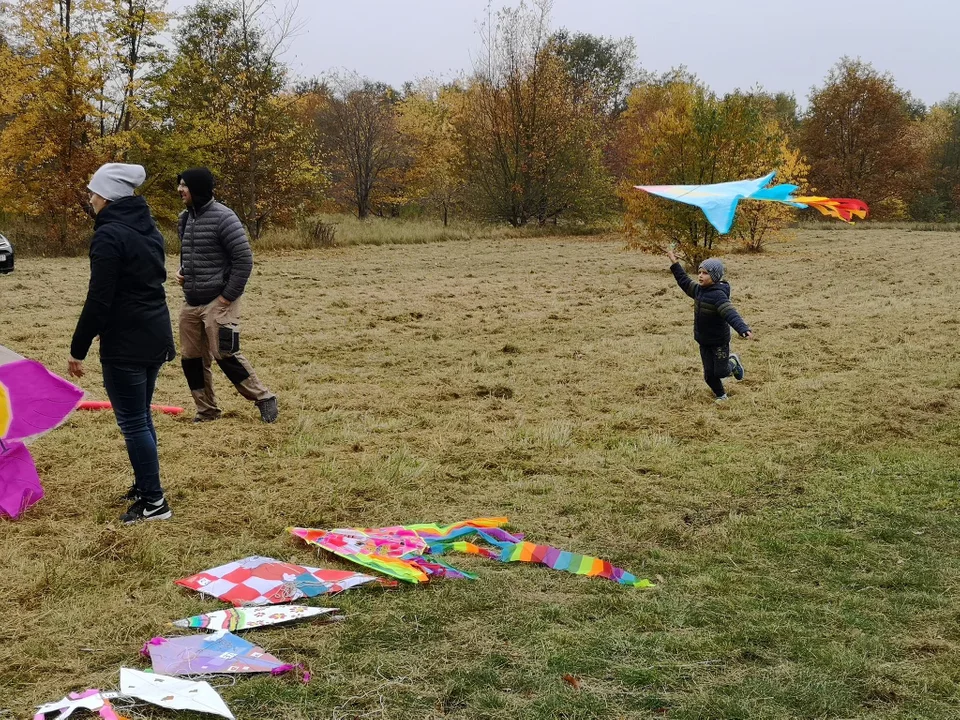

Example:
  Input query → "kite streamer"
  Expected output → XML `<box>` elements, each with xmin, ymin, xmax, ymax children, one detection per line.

<box><xmin>498</xmin><ymin>541</ymin><xmax>653</xmax><ymax>587</ymax></box>
<box><xmin>791</xmin><ymin>196</ymin><xmax>869</xmax><ymax>223</ymax></box>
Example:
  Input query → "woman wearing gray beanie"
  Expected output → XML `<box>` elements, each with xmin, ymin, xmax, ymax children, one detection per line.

<box><xmin>68</xmin><ymin>163</ymin><xmax>176</xmax><ymax>524</ymax></box>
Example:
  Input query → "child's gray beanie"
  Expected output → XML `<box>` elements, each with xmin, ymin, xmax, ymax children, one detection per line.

<box><xmin>87</xmin><ymin>163</ymin><xmax>146</xmax><ymax>201</ymax></box>
<box><xmin>699</xmin><ymin>258</ymin><xmax>725</xmax><ymax>283</ymax></box>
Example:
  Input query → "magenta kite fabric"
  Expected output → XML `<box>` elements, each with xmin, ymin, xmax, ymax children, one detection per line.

<box><xmin>0</xmin><ymin>359</ymin><xmax>84</xmax><ymax>443</ymax></box>
<box><xmin>0</xmin><ymin>357</ymin><xmax>82</xmax><ymax>519</ymax></box>
<box><xmin>0</xmin><ymin>441</ymin><xmax>42</xmax><ymax>519</ymax></box>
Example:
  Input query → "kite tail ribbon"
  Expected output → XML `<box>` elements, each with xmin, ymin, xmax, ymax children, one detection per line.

<box><xmin>791</xmin><ymin>196</ymin><xmax>869</xmax><ymax>222</ymax></box>
<box><xmin>271</xmin><ymin>663</ymin><xmax>312</xmax><ymax>683</ymax></box>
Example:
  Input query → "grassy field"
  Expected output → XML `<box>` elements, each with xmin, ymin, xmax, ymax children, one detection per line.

<box><xmin>2</xmin><ymin>228</ymin><xmax>959</xmax><ymax>719</ymax></box>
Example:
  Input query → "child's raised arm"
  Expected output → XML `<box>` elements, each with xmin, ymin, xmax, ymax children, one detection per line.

<box><xmin>668</xmin><ymin>251</ymin><xmax>697</xmax><ymax>298</ymax></box>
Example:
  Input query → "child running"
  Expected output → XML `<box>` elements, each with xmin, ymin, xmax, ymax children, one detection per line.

<box><xmin>666</xmin><ymin>248</ymin><xmax>753</xmax><ymax>402</ymax></box>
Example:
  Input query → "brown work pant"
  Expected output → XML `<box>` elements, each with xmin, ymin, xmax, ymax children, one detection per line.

<box><xmin>179</xmin><ymin>298</ymin><xmax>274</xmax><ymax>420</ymax></box>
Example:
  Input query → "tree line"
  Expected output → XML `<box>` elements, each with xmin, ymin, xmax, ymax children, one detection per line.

<box><xmin>1</xmin><ymin>0</ymin><xmax>958</xmax><ymax>253</ymax></box>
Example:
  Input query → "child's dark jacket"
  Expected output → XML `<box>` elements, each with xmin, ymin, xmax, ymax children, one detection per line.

<box><xmin>670</xmin><ymin>262</ymin><xmax>751</xmax><ymax>345</ymax></box>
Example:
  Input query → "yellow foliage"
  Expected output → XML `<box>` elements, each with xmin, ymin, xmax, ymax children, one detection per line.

<box><xmin>617</xmin><ymin>76</ymin><xmax>808</xmax><ymax>260</ymax></box>
<box><xmin>0</xmin><ymin>0</ymin><xmax>108</xmax><ymax>244</ymax></box>
<box><xmin>397</xmin><ymin>87</ymin><xmax>466</xmax><ymax>224</ymax></box>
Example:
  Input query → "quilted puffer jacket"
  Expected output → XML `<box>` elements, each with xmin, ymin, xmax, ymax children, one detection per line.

<box><xmin>670</xmin><ymin>262</ymin><xmax>751</xmax><ymax>345</ymax></box>
<box><xmin>178</xmin><ymin>199</ymin><xmax>253</xmax><ymax>306</ymax></box>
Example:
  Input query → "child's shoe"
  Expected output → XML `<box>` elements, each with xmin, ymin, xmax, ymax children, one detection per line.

<box><xmin>121</xmin><ymin>497</ymin><xmax>172</xmax><ymax>524</ymax></box>
<box><xmin>729</xmin><ymin>353</ymin><xmax>745</xmax><ymax>381</ymax></box>
<box><xmin>714</xmin><ymin>394</ymin><xmax>729</xmax><ymax>403</ymax></box>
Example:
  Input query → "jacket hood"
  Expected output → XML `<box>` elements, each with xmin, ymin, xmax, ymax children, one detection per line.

<box><xmin>703</xmin><ymin>280</ymin><xmax>731</xmax><ymax>299</ymax></box>
<box><xmin>178</xmin><ymin>167</ymin><xmax>215</xmax><ymax>209</ymax></box>
<box><xmin>95</xmin><ymin>195</ymin><xmax>157</xmax><ymax>235</ymax></box>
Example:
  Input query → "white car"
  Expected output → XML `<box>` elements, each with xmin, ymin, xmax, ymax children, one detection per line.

<box><xmin>0</xmin><ymin>233</ymin><xmax>13</xmax><ymax>274</ymax></box>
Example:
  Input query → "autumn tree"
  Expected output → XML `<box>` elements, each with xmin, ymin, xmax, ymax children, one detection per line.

<box><xmin>458</xmin><ymin>0</ymin><xmax>614</xmax><ymax>226</ymax></box>
<box><xmin>801</xmin><ymin>57</ymin><xmax>923</xmax><ymax>219</ymax></box>
<box><xmin>911</xmin><ymin>94</ymin><xmax>960</xmax><ymax>220</ymax></box>
<box><xmin>0</xmin><ymin>0</ymin><xmax>107</xmax><ymax>247</ymax></box>
<box><xmin>396</xmin><ymin>83</ymin><xmax>465</xmax><ymax>225</ymax></box>
<box><xmin>317</xmin><ymin>73</ymin><xmax>405</xmax><ymax>220</ymax></box>
<box><xmin>549</xmin><ymin>29</ymin><xmax>637</xmax><ymax>115</ymax></box>
<box><xmin>100</xmin><ymin>0</ymin><xmax>168</xmax><ymax>142</ymax></box>
<box><xmin>158</xmin><ymin>0</ymin><xmax>321</xmax><ymax>236</ymax></box>
<box><xmin>617</xmin><ymin>73</ymin><xmax>806</xmax><ymax>263</ymax></box>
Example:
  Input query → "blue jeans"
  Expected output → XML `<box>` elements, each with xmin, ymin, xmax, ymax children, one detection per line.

<box><xmin>101</xmin><ymin>363</ymin><xmax>164</xmax><ymax>502</ymax></box>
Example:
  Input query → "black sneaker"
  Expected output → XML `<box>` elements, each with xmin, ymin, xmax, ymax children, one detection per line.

<box><xmin>729</xmin><ymin>353</ymin><xmax>745</xmax><ymax>381</ymax></box>
<box><xmin>257</xmin><ymin>396</ymin><xmax>278</xmax><ymax>423</ymax></box>
<box><xmin>121</xmin><ymin>497</ymin><xmax>172</xmax><ymax>524</ymax></box>
<box><xmin>120</xmin><ymin>484</ymin><xmax>139</xmax><ymax>503</ymax></box>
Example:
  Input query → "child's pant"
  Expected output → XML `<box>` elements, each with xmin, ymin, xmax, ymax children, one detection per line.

<box><xmin>699</xmin><ymin>343</ymin><xmax>733</xmax><ymax>397</ymax></box>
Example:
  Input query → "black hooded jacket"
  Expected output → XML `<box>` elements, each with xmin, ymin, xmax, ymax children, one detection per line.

<box><xmin>71</xmin><ymin>196</ymin><xmax>176</xmax><ymax>365</ymax></box>
<box><xmin>671</xmin><ymin>262</ymin><xmax>751</xmax><ymax>345</ymax></box>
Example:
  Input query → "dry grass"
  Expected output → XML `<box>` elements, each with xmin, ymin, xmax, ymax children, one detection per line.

<box><xmin>2</xmin><ymin>229</ymin><xmax>960</xmax><ymax>718</ymax></box>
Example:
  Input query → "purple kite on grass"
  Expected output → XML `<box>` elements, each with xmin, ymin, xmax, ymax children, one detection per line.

<box><xmin>142</xmin><ymin>630</ymin><xmax>287</xmax><ymax>675</ymax></box>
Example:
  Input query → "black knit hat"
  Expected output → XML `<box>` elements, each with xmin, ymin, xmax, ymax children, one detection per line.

<box><xmin>177</xmin><ymin>167</ymin><xmax>215</xmax><ymax>208</ymax></box>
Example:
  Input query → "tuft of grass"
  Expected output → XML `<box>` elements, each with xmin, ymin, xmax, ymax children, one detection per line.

<box><xmin>2</xmin><ymin>229</ymin><xmax>960</xmax><ymax>718</ymax></box>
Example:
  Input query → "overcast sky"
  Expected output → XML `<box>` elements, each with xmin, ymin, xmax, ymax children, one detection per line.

<box><xmin>167</xmin><ymin>0</ymin><xmax>958</xmax><ymax>106</ymax></box>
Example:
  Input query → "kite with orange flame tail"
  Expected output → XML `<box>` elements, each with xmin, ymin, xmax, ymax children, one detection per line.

<box><xmin>791</xmin><ymin>196</ymin><xmax>869</xmax><ymax>223</ymax></box>
<box><xmin>635</xmin><ymin>171</ymin><xmax>868</xmax><ymax>234</ymax></box>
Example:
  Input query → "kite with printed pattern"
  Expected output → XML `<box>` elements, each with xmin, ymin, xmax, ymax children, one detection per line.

<box><xmin>0</xmin><ymin>345</ymin><xmax>83</xmax><ymax>518</ymax></box>
<box><xmin>172</xmin><ymin>604</ymin><xmax>339</xmax><ymax>631</ymax></box>
<box><xmin>175</xmin><ymin>555</ymin><xmax>392</xmax><ymax>606</ymax></box>
<box><xmin>635</xmin><ymin>171</ymin><xmax>868</xmax><ymax>235</ymax></box>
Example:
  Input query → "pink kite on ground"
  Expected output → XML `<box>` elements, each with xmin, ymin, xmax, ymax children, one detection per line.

<box><xmin>0</xmin><ymin>347</ymin><xmax>83</xmax><ymax>519</ymax></box>
<box><xmin>175</xmin><ymin>555</ymin><xmax>392</xmax><ymax>606</ymax></box>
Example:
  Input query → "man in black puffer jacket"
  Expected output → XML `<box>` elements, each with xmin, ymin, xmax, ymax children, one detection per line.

<box><xmin>667</xmin><ymin>249</ymin><xmax>754</xmax><ymax>402</ymax></box>
<box><xmin>70</xmin><ymin>162</ymin><xmax>176</xmax><ymax>524</ymax></box>
<box><xmin>175</xmin><ymin>168</ymin><xmax>278</xmax><ymax>423</ymax></box>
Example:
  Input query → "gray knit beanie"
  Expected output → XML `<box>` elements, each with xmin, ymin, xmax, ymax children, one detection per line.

<box><xmin>87</xmin><ymin>163</ymin><xmax>146</xmax><ymax>201</ymax></box>
<box><xmin>699</xmin><ymin>258</ymin><xmax>725</xmax><ymax>283</ymax></box>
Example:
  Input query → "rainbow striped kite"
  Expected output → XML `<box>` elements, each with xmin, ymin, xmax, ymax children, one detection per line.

<box><xmin>290</xmin><ymin>518</ymin><xmax>653</xmax><ymax>588</ymax></box>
